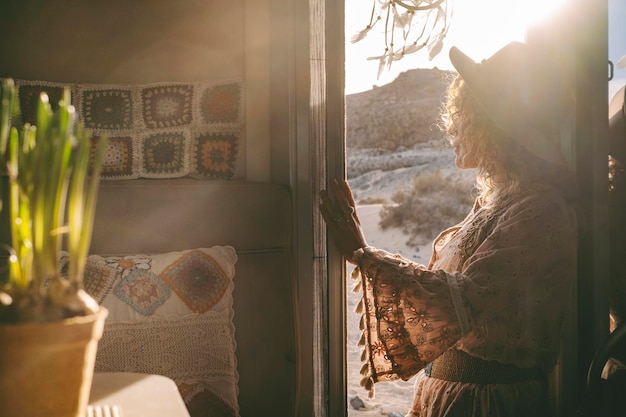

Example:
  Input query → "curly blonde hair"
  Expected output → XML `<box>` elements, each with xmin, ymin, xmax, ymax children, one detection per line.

<box><xmin>441</xmin><ymin>75</ymin><xmax>569</xmax><ymax>207</ymax></box>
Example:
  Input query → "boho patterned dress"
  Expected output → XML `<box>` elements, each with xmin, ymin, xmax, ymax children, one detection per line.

<box><xmin>352</xmin><ymin>188</ymin><xmax>578</xmax><ymax>417</ymax></box>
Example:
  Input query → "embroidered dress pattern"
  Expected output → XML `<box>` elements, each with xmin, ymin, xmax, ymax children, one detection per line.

<box><xmin>12</xmin><ymin>79</ymin><xmax>244</xmax><ymax>180</ymax></box>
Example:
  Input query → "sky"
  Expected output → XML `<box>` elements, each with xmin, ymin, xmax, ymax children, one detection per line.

<box><xmin>345</xmin><ymin>0</ymin><xmax>626</xmax><ymax>101</ymax></box>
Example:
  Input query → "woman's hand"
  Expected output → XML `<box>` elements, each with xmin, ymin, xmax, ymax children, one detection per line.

<box><xmin>320</xmin><ymin>178</ymin><xmax>368</xmax><ymax>264</ymax></box>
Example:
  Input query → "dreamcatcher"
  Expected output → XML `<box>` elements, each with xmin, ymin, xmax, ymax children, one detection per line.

<box><xmin>351</xmin><ymin>0</ymin><xmax>455</xmax><ymax>78</ymax></box>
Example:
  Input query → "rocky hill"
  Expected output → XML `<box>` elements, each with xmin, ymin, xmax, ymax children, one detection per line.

<box><xmin>345</xmin><ymin>67</ymin><xmax>475</xmax><ymax>205</ymax></box>
<box><xmin>345</xmin><ymin>67</ymin><xmax>455</xmax><ymax>151</ymax></box>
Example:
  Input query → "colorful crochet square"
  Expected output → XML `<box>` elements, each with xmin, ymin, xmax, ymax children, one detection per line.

<box><xmin>11</xmin><ymin>79</ymin><xmax>244</xmax><ymax>180</ymax></box>
<box><xmin>17</xmin><ymin>83</ymin><xmax>65</xmax><ymax>125</ymax></box>
<box><xmin>57</xmin><ymin>253</ymin><xmax>119</xmax><ymax>304</ymax></box>
<box><xmin>83</xmin><ymin>262</ymin><xmax>119</xmax><ymax>304</ymax></box>
<box><xmin>82</xmin><ymin>88</ymin><xmax>133</xmax><ymax>129</ymax></box>
<box><xmin>140</xmin><ymin>131</ymin><xmax>188</xmax><ymax>178</ymax></box>
<box><xmin>141</xmin><ymin>84</ymin><xmax>193</xmax><ymax>128</ymax></box>
<box><xmin>194</xmin><ymin>132</ymin><xmax>238</xmax><ymax>179</ymax></box>
<box><xmin>101</xmin><ymin>254</ymin><xmax>152</xmax><ymax>279</ymax></box>
<box><xmin>160</xmin><ymin>250</ymin><xmax>230</xmax><ymax>313</ymax></box>
<box><xmin>199</xmin><ymin>82</ymin><xmax>241</xmax><ymax>124</ymax></box>
<box><xmin>113</xmin><ymin>269</ymin><xmax>171</xmax><ymax>316</ymax></box>
<box><xmin>92</xmin><ymin>135</ymin><xmax>134</xmax><ymax>178</ymax></box>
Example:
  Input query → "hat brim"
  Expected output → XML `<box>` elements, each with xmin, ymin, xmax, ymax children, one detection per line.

<box><xmin>449</xmin><ymin>46</ymin><xmax>484</xmax><ymax>92</ymax></box>
<box><xmin>449</xmin><ymin>46</ymin><xmax>478</xmax><ymax>85</ymax></box>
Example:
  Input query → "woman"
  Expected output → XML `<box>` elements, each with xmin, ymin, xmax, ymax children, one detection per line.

<box><xmin>320</xmin><ymin>41</ymin><xmax>578</xmax><ymax>416</ymax></box>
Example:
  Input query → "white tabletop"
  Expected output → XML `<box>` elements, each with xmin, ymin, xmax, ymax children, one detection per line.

<box><xmin>89</xmin><ymin>372</ymin><xmax>190</xmax><ymax>417</ymax></box>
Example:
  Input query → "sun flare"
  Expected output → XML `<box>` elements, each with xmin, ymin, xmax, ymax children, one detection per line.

<box><xmin>344</xmin><ymin>0</ymin><xmax>571</xmax><ymax>94</ymax></box>
<box><xmin>514</xmin><ymin>0</ymin><xmax>567</xmax><ymax>28</ymax></box>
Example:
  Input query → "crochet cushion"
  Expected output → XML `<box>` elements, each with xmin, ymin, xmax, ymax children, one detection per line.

<box><xmin>60</xmin><ymin>246</ymin><xmax>239</xmax><ymax>417</ymax></box>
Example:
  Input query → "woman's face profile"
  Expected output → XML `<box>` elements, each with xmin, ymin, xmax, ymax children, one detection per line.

<box><xmin>447</xmin><ymin>79</ymin><xmax>479</xmax><ymax>170</ymax></box>
<box><xmin>450</xmin><ymin>117</ymin><xmax>479</xmax><ymax>170</ymax></box>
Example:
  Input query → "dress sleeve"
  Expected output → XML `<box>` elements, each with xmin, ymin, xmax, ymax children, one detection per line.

<box><xmin>353</xmin><ymin>247</ymin><xmax>463</xmax><ymax>393</ymax></box>
<box><xmin>352</xmin><ymin>193</ymin><xmax>578</xmax><ymax>395</ymax></box>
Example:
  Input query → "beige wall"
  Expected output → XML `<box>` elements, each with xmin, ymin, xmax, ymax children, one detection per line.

<box><xmin>0</xmin><ymin>0</ymin><xmax>272</xmax><ymax>180</ymax></box>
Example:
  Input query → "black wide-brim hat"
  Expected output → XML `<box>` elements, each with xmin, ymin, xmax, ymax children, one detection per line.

<box><xmin>609</xmin><ymin>85</ymin><xmax>626</xmax><ymax>162</ymax></box>
<box><xmin>449</xmin><ymin>41</ymin><xmax>573</xmax><ymax>167</ymax></box>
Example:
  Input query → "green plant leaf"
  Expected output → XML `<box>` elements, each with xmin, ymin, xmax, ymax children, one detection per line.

<box><xmin>0</xmin><ymin>80</ymin><xmax>105</xmax><ymax>320</ymax></box>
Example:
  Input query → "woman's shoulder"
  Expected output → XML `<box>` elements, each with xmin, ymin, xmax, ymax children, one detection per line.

<box><xmin>503</xmin><ymin>187</ymin><xmax>577</xmax><ymax>224</ymax></box>
<box><xmin>518</xmin><ymin>186</ymin><xmax>575</xmax><ymax>207</ymax></box>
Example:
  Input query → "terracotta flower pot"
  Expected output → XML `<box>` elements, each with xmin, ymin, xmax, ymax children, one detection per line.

<box><xmin>0</xmin><ymin>307</ymin><xmax>108</xmax><ymax>417</ymax></box>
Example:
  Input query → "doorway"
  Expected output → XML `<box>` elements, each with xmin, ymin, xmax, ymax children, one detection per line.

<box><xmin>342</xmin><ymin>1</ymin><xmax>584</xmax><ymax>416</ymax></box>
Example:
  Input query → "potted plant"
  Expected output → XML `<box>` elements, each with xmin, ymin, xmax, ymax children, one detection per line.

<box><xmin>0</xmin><ymin>78</ymin><xmax>108</xmax><ymax>417</ymax></box>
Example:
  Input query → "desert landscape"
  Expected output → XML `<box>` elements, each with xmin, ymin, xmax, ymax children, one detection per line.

<box><xmin>344</xmin><ymin>67</ymin><xmax>475</xmax><ymax>416</ymax></box>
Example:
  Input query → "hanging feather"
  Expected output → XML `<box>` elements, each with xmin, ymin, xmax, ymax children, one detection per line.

<box><xmin>366</xmin><ymin>51</ymin><xmax>387</xmax><ymax>61</ymax></box>
<box><xmin>352</xmin><ymin>0</ymin><xmax>382</xmax><ymax>44</ymax></box>
<box><xmin>361</xmin><ymin>348</ymin><xmax>368</xmax><ymax>362</ymax></box>
<box><xmin>376</xmin><ymin>52</ymin><xmax>389</xmax><ymax>80</ymax></box>
<box><xmin>385</xmin><ymin>48</ymin><xmax>395</xmax><ymax>71</ymax></box>
<box><xmin>359</xmin><ymin>314</ymin><xmax>366</xmax><ymax>330</ymax></box>
<box><xmin>351</xmin><ymin>27</ymin><xmax>372</xmax><ymax>44</ymax></box>
<box><xmin>355</xmin><ymin>298</ymin><xmax>364</xmax><ymax>314</ymax></box>
<box><xmin>401</xmin><ymin>9</ymin><xmax>415</xmax><ymax>37</ymax></box>
<box><xmin>352</xmin><ymin>0</ymin><xmax>452</xmax><ymax>74</ymax></box>
<box><xmin>427</xmin><ymin>30</ymin><xmax>446</xmax><ymax>60</ymax></box>
<box><xmin>392</xmin><ymin>3</ymin><xmax>411</xmax><ymax>29</ymax></box>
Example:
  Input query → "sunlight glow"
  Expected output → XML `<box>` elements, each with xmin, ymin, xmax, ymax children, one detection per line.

<box><xmin>345</xmin><ymin>0</ymin><xmax>570</xmax><ymax>95</ymax></box>
<box><xmin>514</xmin><ymin>0</ymin><xmax>567</xmax><ymax>27</ymax></box>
